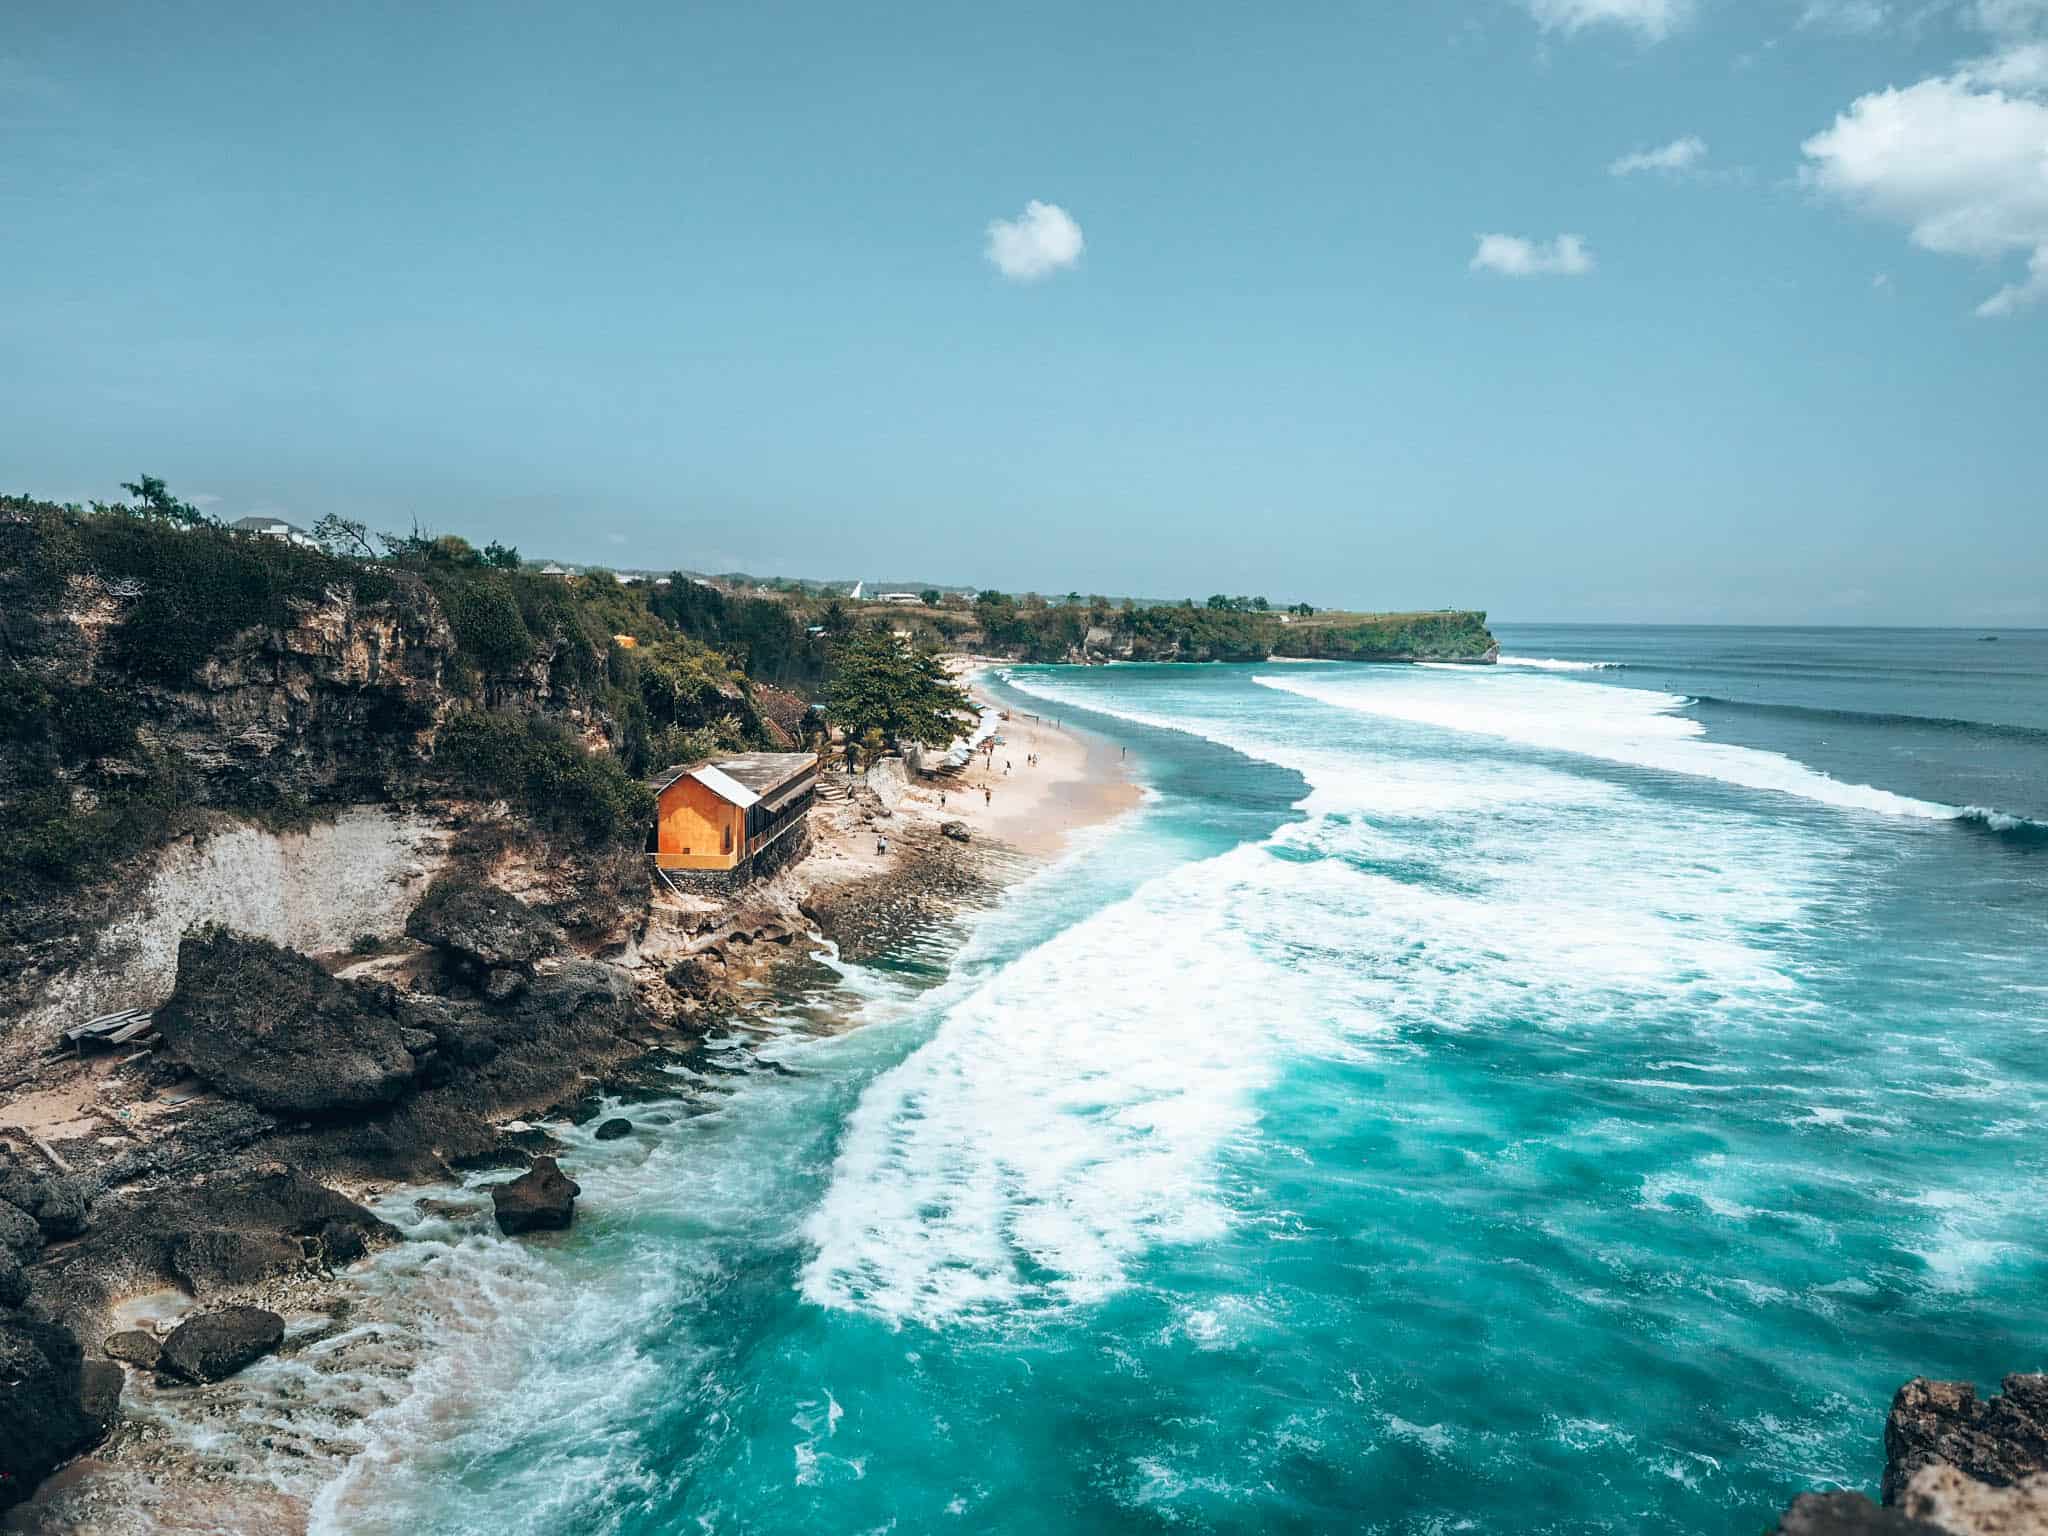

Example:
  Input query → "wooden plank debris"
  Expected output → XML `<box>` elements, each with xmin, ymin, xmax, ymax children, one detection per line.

<box><xmin>60</xmin><ymin>1008</ymin><xmax>154</xmax><ymax>1051</ymax></box>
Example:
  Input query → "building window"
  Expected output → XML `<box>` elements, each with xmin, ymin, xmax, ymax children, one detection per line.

<box><xmin>722</xmin><ymin>822</ymin><xmax>732</xmax><ymax>855</ymax></box>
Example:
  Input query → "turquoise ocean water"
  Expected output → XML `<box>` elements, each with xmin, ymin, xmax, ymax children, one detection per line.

<box><xmin>209</xmin><ymin>628</ymin><xmax>2048</xmax><ymax>1534</ymax></box>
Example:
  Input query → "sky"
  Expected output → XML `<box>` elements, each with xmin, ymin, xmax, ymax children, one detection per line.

<box><xmin>2</xmin><ymin>1</ymin><xmax>2044</xmax><ymax>623</ymax></box>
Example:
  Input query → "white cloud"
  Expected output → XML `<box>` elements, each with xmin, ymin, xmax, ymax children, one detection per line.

<box><xmin>984</xmin><ymin>200</ymin><xmax>1085</xmax><ymax>281</ymax></box>
<box><xmin>1801</xmin><ymin>74</ymin><xmax>2048</xmax><ymax>316</ymax></box>
<box><xmin>1524</xmin><ymin>0</ymin><xmax>1693</xmax><ymax>40</ymax></box>
<box><xmin>1469</xmin><ymin>232</ymin><xmax>1597</xmax><ymax>276</ymax></box>
<box><xmin>1978</xmin><ymin>245</ymin><xmax>2048</xmax><ymax>313</ymax></box>
<box><xmin>1962</xmin><ymin>40</ymin><xmax>2048</xmax><ymax>89</ymax></box>
<box><xmin>1974</xmin><ymin>0</ymin><xmax>2048</xmax><ymax>41</ymax></box>
<box><xmin>1609</xmin><ymin>134</ymin><xmax>1709</xmax><ymax>175</ymax></box>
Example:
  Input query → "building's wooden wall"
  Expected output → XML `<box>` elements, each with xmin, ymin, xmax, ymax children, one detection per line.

<box><xmin>654</xmin><ymin>777</ymin><xmax>743</xmax><ymax>869</ymax></box>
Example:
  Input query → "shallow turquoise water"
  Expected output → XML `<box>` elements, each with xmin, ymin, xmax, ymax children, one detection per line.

<box><xmin>293</xmin><ymin>635</ymin><xmax>2045</xmax><ymax>1535</ymax></box>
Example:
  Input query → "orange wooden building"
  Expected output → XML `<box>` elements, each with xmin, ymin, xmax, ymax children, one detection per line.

<box><xmin>646</xmin><ymin>752</ymin><xmax>818</xmax><ymax>873</ymax></box>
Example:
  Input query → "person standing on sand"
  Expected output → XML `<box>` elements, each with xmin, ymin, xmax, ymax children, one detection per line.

<box><xmin>984</xmin><ymin>786</ymin><xmax>991</xmax><ymax>805</ymax></box>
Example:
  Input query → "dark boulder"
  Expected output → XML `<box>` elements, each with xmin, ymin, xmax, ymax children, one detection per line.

<box><xmin>0</xmin><ymin>1249</ymin><xmax>27</xmax><ymax>1308</ymax></box>
<box><xmin>1884</xmin><ymin>1374</ymin><xmax>2048</xmax><ymax>1504</ymax></box>
<box><xmin>940</xmin><ymin>820</ymin><xmax>971</xmax><ymax>843</ymax></box>
<box><xmin>157</xmin><ymin>1306</ymin><xmax>285</xmax><ymax>1384</ymax></box>
<box><xmin>157</xmin><ymin>928</ymin><xmax>428</xmax><ymax>1116</ymax></box>
<box><xmin>102</xmin><ymin>1330</ymin><xmax>162</xmax><ymax>1369</ymax></box>
<box><xmin>0</xmin><ymin>1314</ymin><xmax>112</xmax><ymax>1510</ymax></box>
<box><xmin>0</xmin><ymin>1199</ymin><xmax>44</xmax><ymax>1263</ymax></box>
<box><xmin>406</xmin><ymin>878</ymin><xmax>565</xmax><ymax>974</ymax></box>
<box><xmin>25</xmin><ymin>1177</ymin><xmax>90</xmax><ymax>1240</ymax></box>
<box><xmin>489</xmin><ymin>1157</ymin><xmax>580</xmax><ymax>1235</ymax></box>
<box><xmin>319</xmin><ymin>1217</ymin><xmax>369</xmax><ymax>1265</ymax></box>
<box><xmin>593</xmin><ymin>1117</ymin><xmax>633</xmax><ymax>1142</ymax></box>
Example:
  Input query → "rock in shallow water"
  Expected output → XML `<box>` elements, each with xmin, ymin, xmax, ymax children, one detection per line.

<box><xmin>593</xmin><ymin>1117</ymin><xmax>633</xmax><ymax>1141</ymax></box>
<box><xmin>156</xmin><ymin>1306</ymin><xmax>285</xmax><ymax>1384</ymax></box>
<box><xmin>489</xmin><ymin>1157</ymin><xmax>580</xmax><ymax>1235</ymax></box>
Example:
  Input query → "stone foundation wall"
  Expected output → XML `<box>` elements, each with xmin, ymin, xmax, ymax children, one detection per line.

<box><xmin>658</xmin><ymin>819</ymin><xmax>813</xmax><ymax>897</ymax></box>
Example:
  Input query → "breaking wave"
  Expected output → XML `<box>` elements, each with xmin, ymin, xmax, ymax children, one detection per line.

<box><xmin>1253</xmin><ymin>669</ymin><xmax>2043</xmax><ymax>833</ymax></box>
<box><xmin>1497</xmin><ymin>655</ymin><xmax>1621</xmax><ymax>672</ymax></box>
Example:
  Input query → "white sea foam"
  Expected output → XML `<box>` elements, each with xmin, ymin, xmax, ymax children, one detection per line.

<box><xmin>800</xmin><ymin>842</ymin><xmax>1331</xmax><ymax>1325</ymax></box>
<box><xmin>1496</xmin><ymin>655</ymin><xmax>1621</xmax><ymax>672</ymax></box>
<box><xmin>1254</xmin><ymin>668</ymin><xmax>1962</xmax><ymax>822</ymax></box>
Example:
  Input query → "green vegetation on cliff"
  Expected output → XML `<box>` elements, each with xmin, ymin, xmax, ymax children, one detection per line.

<box><xmin>957</xmin><ymin>591</ymin><xmax>1494</xmax><ymax>664</ymax></box>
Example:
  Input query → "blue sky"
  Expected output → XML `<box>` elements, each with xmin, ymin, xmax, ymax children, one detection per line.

<box><xmin>3</xmin><ymin>0</ymin><xmax>2043</xmax><ymax>622</ymax></box>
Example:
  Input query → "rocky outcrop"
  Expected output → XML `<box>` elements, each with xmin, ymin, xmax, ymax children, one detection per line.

<box><xmin>1771</xmin><ymin>1373</ymin><xmax>2048</xmax><ymax>1535</ymax></box>
<box><xmin>157</xmin><ymin>928</ymin><xmax>430</xmax><ymax>1116</ymax></box>
<box><xmin>406</xmin><ymin>876</ymin><xmax>565</xmax><ymax>976</ymax></box>
<box><xmin>156</xmin><ymin>1306</ymin><xmax>285</xmax><ymax>1384</ymax></box>
<box><xmin>593</xmin><ymin>1117</ymin><xmax>632</xmax><ymax>1141</ymax></box>
<box><xmin>489</xmin><ymin>1157</ymin><xmax>580</xmax><ymax>1234</ymax></box>
<box><xmin>0</xmin><ymin>1313</ymin><xmax>117</xmax><ymax>1510</ymax></box>
<box><xmin>1885</xmin><ymin>1376</ymin><xmax>2048</xmax><ymax>1505</ymax></box>
<box><xmin>37</xmin><ymin>1166</ymin><xmax>397</xmax><ymax>1321</ymax></box>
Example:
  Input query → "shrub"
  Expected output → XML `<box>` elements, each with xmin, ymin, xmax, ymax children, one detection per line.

<box><xmin>432</xmin><ymin>573</ymin><xmax>534</xmax><ymax>675</ymax></box>
<box><xmin>435</xmin><ymin>711</ymin><xmax>652</xmax><ymax>844</ymax></box>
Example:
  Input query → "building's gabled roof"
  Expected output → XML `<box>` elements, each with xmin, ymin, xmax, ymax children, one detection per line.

<box><xmin>689</xmin><ymin>764</ymin><xmax>759</xmax><ymax>809</ymax></box>
<box><xmin>645</xmin><ymin>751</ymin><xmax>815</xmax><ymax>806</ymax></box>
<box><xmin>231</xmin><ymin>515</ymin><xmax>302</xmax><ymax>533</ymax></box>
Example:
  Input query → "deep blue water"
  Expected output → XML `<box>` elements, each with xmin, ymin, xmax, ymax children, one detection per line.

<box><xmin>154</xmin><ymin>630</ymin><xmax>2047</xmax><ymax>1535</ymax></box>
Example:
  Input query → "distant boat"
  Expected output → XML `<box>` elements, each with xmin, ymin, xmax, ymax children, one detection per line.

<box><xmin>1979</xmin><ymin>634</ymin><xmax>2000</xmax><ymax>642</ymax></box>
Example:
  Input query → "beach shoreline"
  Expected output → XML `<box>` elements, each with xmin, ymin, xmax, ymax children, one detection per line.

<box><xmin>3</xmin><ymin>670</ymin><xmax>1142</xmax><ymax>1535</ymax></box>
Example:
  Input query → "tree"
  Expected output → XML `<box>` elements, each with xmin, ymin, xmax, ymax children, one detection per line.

<box><xmin>920</xmin><ymin>588</ymin><xmax>942</xmax><ymax>605</ymax></box>
<box><xmin>823</xmin><ymin>629</ymin><xmax>972</xmax><ymax>768</ymax></box>
<box><xmin>1206</xmin><ymin>594</ymin><xmax>1233</xmax><ymax>610</ymax></box>
<box><xmin>1290</xmin><ymin>601</ymin><xmax>1315</xmax><ymax>616</ymax></box>
<box><xmin>118</xmin><ymin>475</ymin><xmax>212</xmax><ymax>528</ymax></box>
<box><xmin>482</xmin><ymin>540</ymin><xmax>522</xmax><ymax>569</ymax></box>
<box><xmin>312</xmin><ymin>514</ymin><xmax>378</xmax><ymax>559</ymax></box>
<box><xmin>1251</xmin><ymin>596</ymin><xmax>1270</xmax><ymax>611</ymax></box>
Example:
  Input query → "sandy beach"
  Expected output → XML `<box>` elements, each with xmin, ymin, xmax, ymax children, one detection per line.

<box><xmin>788</xmin><ymin>657</ymin><xmax>1141</xmax><ymax>895</ymax></box>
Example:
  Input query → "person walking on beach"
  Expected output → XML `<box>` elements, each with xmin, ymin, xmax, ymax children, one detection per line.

<box><xmin>877</xmin><ymin>833</ymin><xmax>888</xmax><ymax>856</ymax></box>
<box><xmin>984</xmin><ymin>786</ymin><xmax>991</xmax><ymax>805</ymax></box>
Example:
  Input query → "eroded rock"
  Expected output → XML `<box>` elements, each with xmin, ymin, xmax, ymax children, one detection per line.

<box><xmin>0</xmin><ymin>1313</ymin><xmax>115</xmax><ymax>1508</ymax></box>
<box><xmin>1886</xmin><ymin>1375</ymin><xmax>2048</xmax><ymax>1504</ymax></box>
<box><xmin>489</xmin><ymin>1156</ymin><xmax>580</xmax><ymax>1235</ymax></box>
<box><xmin>593</xmin><ymin>1117</ymin><xmax>632</xmax><ymax>1141</ymax></box>
<box><xmin>157</xmin><ymin>929</ymin><xmax>428</xmax><ymax>1116</ymax></box>
<box><xmin>157</xmin><ymin>1306</ymin><xmax>285</xmax><ymax>1384</ymax></box>
<box><xmin>406</xmin><ymin>878</ymin><xmax>565</xmax><ymax>974</ymax></box>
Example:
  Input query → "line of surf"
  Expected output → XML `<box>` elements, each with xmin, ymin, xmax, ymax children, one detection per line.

<box><xmin>1254</xmin><ymin>670</ymin><xmax>2046</xmax><ymax>830</ymax></box>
